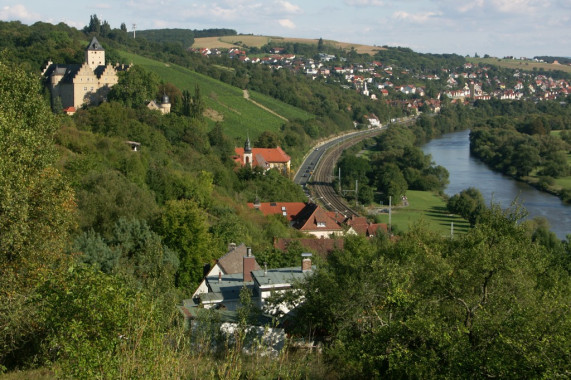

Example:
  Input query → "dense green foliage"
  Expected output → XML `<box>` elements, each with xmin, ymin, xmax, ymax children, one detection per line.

<box><xmin>338</xmin><ymin>120</ymin><xmax>451</xmax><ymax>205</ymax></box>
<box><xmin>375</xmin><ymin>46</ymin><xmax>466</xmax><ymax>73</ymax></box>
<box><xmin>292</xmin><ymin>206</ymin><xmax>571</xmax><ymax>378</ymax></box>
<box><xmin>0</xmin><ymin>59</ymin><xmax>76</xmax><ymax>370</ymax></box>
<box><xmin>1</xmin><ymin>17</ymin><xmax>570</xmax><ymax>379</ymax></box>
<box><xmin>468</xmin><ymin>100</ymin><xmax>571</xmax><ymax>201</ymax></box>
<box><xmin>447</xmin><ymin>187</ymin><xmax>486</xmax><ymax>226</ymax></box>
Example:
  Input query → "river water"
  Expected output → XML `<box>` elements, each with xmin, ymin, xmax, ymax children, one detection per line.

<box><xmin>422</xmin><ymin>129</ymin><xmax>570</xmax><ymax>240</ymax></box>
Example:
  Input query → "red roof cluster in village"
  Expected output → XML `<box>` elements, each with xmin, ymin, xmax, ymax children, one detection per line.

<box><xmin>248</xmin><ymin>202</ymin><xmax>387</xmax><ymax>239</ymax></box>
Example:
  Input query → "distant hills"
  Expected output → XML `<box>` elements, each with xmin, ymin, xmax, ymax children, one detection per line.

<box><xmin>191</xmin><ymin>34</ymin><xmax>384</xmax><ymax>55</ymax></box>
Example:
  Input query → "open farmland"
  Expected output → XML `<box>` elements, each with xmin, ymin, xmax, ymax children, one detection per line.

<box><xmin>467</xmin><ymin>57</ymin><xmax>571</xmax><ymax>74</ymax></box>
<box><xmin>118</xmin><ymin>51</ymin><xmax>313</xmax><ymax>139</ymax></box>
<box><xmin>192</xmin><ymin>34</ymin><xmax>384</xmax><ymax>55</ymax></box>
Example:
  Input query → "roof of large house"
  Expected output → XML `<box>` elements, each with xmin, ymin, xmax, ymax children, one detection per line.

<box><xmin>247</xmin><ymin>202</ymin><xmax>307</xmax><ymax>221</ymax></box>
<box><xmin>217</xmin><ymin>243</ymin><xmax>261</xmax><ymax>274</ymax></box>
<box><xmin>292</xmin><ymin>203</ymin><xmax>343</xmax><ymax>232</ymax></box>
<box><xmin>251</xmin><ymin>266</ymin><xmax>314</xmax><ymax>287</ymax></box>
<box><xmin>235</xmin><ymin>146</ymin><xmax>291</xmax><ymax>164</ymax></box>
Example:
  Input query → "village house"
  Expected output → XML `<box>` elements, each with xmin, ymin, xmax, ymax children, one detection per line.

<box><xmin>146</xmin><ymin>94</ymin><xmax>172</xmax><ymax>114</ymax></box>
<box><xmin>234</xmin><ymin>137</ymin><xmax>291</xmax><ymax>175</ymax></box>
<box><xmin>42</xmin><ymin>37</ymin><xmax>129</xmax><ymax>111</ymax></box>
<box><xmin>181</xmin><ymin>246</ymin><xmax>314</xmax><ymax>319</ymax></box>
<box><xmin>248</xmin><ymin>201</ymin><xmax>344</xmax><ymax>238</ymax></box>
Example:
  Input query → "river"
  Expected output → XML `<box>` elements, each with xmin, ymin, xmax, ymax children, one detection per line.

<box><xmin>422</xmin><ymin>129</ymin><xmax>570</xmax><ymax>240</ymax></box>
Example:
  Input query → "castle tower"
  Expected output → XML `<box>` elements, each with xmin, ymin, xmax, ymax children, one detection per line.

<box><xmin>160</xmin><ymin>93</ymin><xmax>171</xmax><ymax>114</ymax></box>
<box><xmin>85</xmin><ymin>37</ymin><xmax>105</xmax><ymax>70</ymax></box>
<box><xmin>243</xmin><ymin>136</ymin><xmax>253</xmax><ymax>166</ymax></box>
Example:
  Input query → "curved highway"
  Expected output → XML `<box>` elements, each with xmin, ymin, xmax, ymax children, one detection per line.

<box><xmin>293</xmin><ymin>127</ymin><xmax>385</xmax><ymax>218</ymax></box>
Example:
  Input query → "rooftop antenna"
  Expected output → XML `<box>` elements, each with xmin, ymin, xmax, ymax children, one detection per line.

<box><xmin>132</xmin><ymin>24</ymin><xmax>136</xmax><ymax>39</ymax></box>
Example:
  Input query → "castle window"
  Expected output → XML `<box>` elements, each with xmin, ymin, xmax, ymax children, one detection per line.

<box><xmin>84</xmin><ymin>87</ymin><xmax>87</xmax><ymax>91</ymax></box>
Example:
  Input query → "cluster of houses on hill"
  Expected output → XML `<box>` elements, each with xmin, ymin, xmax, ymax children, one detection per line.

<box><xmin>179</xmin><ymin>196</ymin><xmax>388</xmax><ymax>327</ymax></box>
<box><xmin>191</xmin><ymin>46</ymin><xmax>570</xmax><ymax>117</ymax></box>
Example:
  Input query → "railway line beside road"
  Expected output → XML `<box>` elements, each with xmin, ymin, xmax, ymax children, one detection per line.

<box><xmin>294</xmin><ymin>127</ymin><xmax>385</xmax><ymax>218</ymax></box>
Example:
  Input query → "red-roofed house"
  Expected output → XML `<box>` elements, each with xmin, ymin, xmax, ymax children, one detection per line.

<box><xmin>234</xmin><ymin>137</ymin><xmax>291</xmax><ymax>175</ymax></box>
<box><xmin>250</xmin><ymin>202</ymin><xmax>344</xmax><ymax>238</ymax></box>
<box><xmin>291</xmin><ymin>203</ymin><xmax>344</xmax><ymax>238</ymax></box>
<box><xmin>345</xmin><ymin>215</ymin><xmax>388</xmax><ymax>238</ymax></box>
<box><xmin>248</xmin><ymin>201</ymin><xmax>307</xmax><ymax>222</ymax></box>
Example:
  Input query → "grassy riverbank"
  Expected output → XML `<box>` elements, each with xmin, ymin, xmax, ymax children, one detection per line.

<box><xmin>370</xmin><ymin>190</ymin><xmax>470</xmax><ymax>236</ymax></box>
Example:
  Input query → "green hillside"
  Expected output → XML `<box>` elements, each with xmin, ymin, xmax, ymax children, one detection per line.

<box><xmin>118</xmin><ymin>51</ymin><xmax>313</xmax><ymax>139</ymax></box>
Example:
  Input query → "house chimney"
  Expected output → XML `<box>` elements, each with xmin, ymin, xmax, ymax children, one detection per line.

<box><xmin>218</xmin><ymin>272</ymin><xmax>222</xmax><ymax>283</ymax></box>
<box><xmin>243</xmin><ymin>247</ymin><xmax>255</xmax><ymax>282</ymax></box>
<box><xmin>302</xmin><ymin>253</ymin><xmax>312</xmax><ymax>272</ymax></box>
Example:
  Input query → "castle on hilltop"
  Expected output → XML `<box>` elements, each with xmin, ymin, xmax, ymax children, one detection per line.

<box><xmin>42</xmin><ymin>37</ymin><xmax>130</xmax><ymax>112</ymax></box>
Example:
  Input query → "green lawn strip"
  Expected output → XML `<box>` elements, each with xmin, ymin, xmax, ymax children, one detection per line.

<box><xmin>553</xmin><ymin>150</ymin><xmax>571</xmax><ymax>192</ymax></box>
<box><xmin>374</xmin><ymin>190</ymin><xmax>470</xmax><ymax>236</ymax></box>
<box><xmin>117</xmin><ymin>52</ymin><xmax>290</xmax><ymax>138</ymax></box>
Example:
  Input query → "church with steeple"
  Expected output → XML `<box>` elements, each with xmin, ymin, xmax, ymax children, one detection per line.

<box><xmin>233</xmin><ymin>136</ymin><xmax>291</xmax><ymax>175</ymax></box>
<box><xmin>42</xmin><ymin>37</ymin><xmax>130</xmax><ymax>113</ymax></box>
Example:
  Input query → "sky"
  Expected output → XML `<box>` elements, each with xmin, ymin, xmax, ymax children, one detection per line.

<box><xmin>1</xmin><ymin>0</ymin><xmax>570</xmax><ymax>58</ymax></box>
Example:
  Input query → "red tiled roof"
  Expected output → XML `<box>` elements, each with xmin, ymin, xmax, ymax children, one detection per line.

<box><xmin>234</xmin><ymin>146</ymin><xmax>291</xmax><ymax>167</ymax></box>
<box><xmin>248</xmin><ymin>202</ymin><xmax>307</xmax><ymax>221</ymax></box>
<box><xmin>367</xmin><ymin>223</ymin><xmax>388</xmax><ymax>236</ymax></box>
<box><xmin>294</xmin><ymin>204</ymin><xmax>343</xmax><ymax>232</ymax></box>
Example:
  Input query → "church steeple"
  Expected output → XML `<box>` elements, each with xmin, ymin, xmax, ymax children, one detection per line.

<box><xmin>243</xmin><ymin>135</ymin><xmax>253</xmax><ymax>166</ymax></box>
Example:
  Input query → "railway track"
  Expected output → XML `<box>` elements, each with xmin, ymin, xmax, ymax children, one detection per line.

<box><xmin>309</xmin><ymin>130</ymin><xmax>383</xmax><ymax>218</ymax></box>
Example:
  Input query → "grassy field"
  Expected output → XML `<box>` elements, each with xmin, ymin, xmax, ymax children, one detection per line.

<box><xmin>372</xmin><ymin>190</ymin><xmax>470</xmax><ymax>237</ymax></box>
<box><xmin>248</xmin><ymin>91</ymin><xmax>313</xmax><ymax>121</ymax></box>
<box><xmin>118</xmin><ymin>51</ymin><xmax>314</xmax><ymax>139</ymax></box>
<box><xmin>467</xmin><ymin>57</ymin><xmax>571</xmax><ymax>73</ymax></box>
<box><xmin>554</xmin><ymin>151</ymin><xmax>571</xmax><ymax>189</ymax></box>
<box><xmin>192</xmin><ymin>35</ymin><xmax>384</xmax><ymax>55</ymax></box>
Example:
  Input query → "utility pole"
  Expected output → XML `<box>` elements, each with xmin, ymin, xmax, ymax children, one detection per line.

<box><xmin>450</xmin><ymin>222</ymin><xmax>454</xmax><ymax>240</ymax></box>
<box><xmin>355</xmin><ymin>180</ymin><xmax>358</xmax><ymax>207</ymax></box>
<box><xmin>338</xmin><ymin>167</ymin><xmax>341</xmax><ymax>194</ymax></box>
<box><xmin>388</xmin><ymin>196</ymin><xmax>392</xmax><ymax>234</ymax></box>
<box><xmin>132</xmin><ymin>24</ymin><xmax>136</xmax><ymax>39</ymax></box>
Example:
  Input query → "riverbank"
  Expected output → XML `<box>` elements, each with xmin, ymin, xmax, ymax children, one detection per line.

<box><xmin>423</xmin><ymin>130</ymin><xmax>570</xmax><ymax>240</ymax></box>
<box><xmin>521</xmin><ymin>174</ymin><xmax>571</xmax><ymax>204</ymax></box>
<box><xmin>369</xmin><ymin>190</ymin><xmax>470</xmax><ymax>236</ymax></box>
